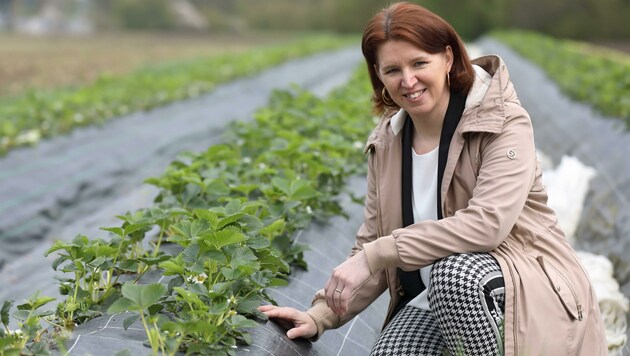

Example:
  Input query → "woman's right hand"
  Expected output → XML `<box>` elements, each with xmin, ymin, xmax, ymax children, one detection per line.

<box><xmin>257</xmin><ymin>305</ymin><xmax>317</xmax><ymax>340</ymax></box>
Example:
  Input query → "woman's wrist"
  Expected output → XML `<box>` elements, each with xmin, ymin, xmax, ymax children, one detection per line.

<box><xmin>362</xmin><ymin>234</ymin><xmax>399</xmax><ymax>273</ymax></box>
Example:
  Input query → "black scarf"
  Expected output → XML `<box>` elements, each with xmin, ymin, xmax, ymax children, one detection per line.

<box><xmin>395</xmin><ymin>89</ymin><xmax>467</xmax><ymax>314</ymax></box>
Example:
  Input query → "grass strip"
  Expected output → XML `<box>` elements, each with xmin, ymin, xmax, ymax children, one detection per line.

<box><xmin>0</xmin><ymin>34</ymin><xmax>356</xmax><ymax>155</ymax></box>
<box><xmin>493</xmin><ymin>30</ymin><xmax>630</xmax><ymax>126</ymax></box>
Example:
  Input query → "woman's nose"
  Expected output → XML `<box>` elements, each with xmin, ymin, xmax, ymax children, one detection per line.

<box><xmin>401</xmin><ymin>70</ymin><xmax>417</xmax><ymax>89</ymax></box>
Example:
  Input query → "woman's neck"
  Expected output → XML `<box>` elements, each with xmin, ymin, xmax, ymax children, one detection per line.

<box><xmin>409</xmin><ymin>92</ymin><xmax>450</xmax><ymax>154</ymax></box>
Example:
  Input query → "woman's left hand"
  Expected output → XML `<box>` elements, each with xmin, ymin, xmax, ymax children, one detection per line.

<box><xmin>324</xmin><ymin>250</ymin><xmax>371</xmax><ymax>316</ymax></box>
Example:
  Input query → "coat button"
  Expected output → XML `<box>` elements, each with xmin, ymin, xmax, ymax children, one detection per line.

<box><xmin>507</xmin><ymin>149</ymin><xmax>517</xmax><ymax>159</ymax></box>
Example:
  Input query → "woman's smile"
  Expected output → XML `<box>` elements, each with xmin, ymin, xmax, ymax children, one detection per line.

<box><xmin>404</xmin><ymin>88</ymin><xmax>426</xmax><ymax>100</ymax></box>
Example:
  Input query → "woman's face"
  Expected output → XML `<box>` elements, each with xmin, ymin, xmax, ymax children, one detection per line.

<box><xmin>375</xmin><ymin>40</ymin><xmax>453</xmax><ymax>121</ymax></box>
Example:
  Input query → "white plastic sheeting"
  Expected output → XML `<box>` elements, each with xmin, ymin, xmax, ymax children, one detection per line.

<box><xmin>540</xmin><ymin>152</ymin><xmax>628</xmax><ymax>354</ymax></box>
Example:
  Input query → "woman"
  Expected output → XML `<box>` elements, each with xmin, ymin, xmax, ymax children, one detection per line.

<box><xmin>259</xmin><ymin>2</ymin><xmax>607</xmax><ymax>355</ymax></box>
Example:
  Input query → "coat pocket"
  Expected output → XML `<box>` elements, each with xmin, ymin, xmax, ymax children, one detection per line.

<box><xmin>536</xmin><ymin>256</ymin><xmax>583</xmax><ymax>321</ymax></box>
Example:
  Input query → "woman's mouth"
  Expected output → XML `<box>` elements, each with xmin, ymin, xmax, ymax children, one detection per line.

<box><xmin>404</xmin><ymin>89</ymin><xmax>426</xmax><ymax>99</ymax></box>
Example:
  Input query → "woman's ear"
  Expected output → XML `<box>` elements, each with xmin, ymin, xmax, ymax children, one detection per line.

<box><xmin>445</xmin><ymin>45</ymin><xmax>454</xmax><ymax>72</ymax></box>
<box><xmin>374</xmin><ymin>64</ymin><xmax>382</xmax><ymax>82</ymax></box>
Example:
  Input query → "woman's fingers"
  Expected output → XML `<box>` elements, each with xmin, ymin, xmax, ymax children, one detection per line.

<box><xmin>339</xmin><ymin>285</ymin><xmax>352</xmax><ymax>315</ymax></box>
<box><xmin>258</xmin><ymin>305</ymin><xmax>296</xmax><ymax>319</ymax></box>
<box><xmin>287</xmin><ymin>323</ymin><xmax>313</xmax><ymax>339</ymax></box>
<box><xmin>257</xmin><ymin>305</ymin><xmax>318</xmax><ymax>339</ymax></box>
<box><xmin>257</xmin><ymin>304</ymin><xmax>277</xmax><ymax>313</ymax></box>
<box><xmin>324</xmin><ymin>251</ymin><xmax>372</xmax><ymax>315</ymax></box>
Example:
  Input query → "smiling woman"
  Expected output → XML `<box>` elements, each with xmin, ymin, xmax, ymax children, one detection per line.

<box><xmin>259</xmin><ymin>2</ymin><xmax>608</xmax><ymax>355</ymax></box>
<box><xmin>375</xmin><ymin>40</ymin><xmax>453</xmax><ymax>154</ymax></box>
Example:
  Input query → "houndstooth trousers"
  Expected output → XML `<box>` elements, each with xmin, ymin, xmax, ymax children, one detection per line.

<box><xmin>370</xmin><ymin>253</ymin><xmax>505</xmax><ymax>355</ymax></box>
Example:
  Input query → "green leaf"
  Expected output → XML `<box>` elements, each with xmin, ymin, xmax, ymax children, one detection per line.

<box><xmin>138</xmin><ymin>254</ymin><xmax>171</xmax><ymax>266</ymax></box>
<box><xmin>100</xmin><ymin>226</ymin><xmax>124</xmax><ymax>238</ymax></box>
<box><xmin>201</xmin><ymin>229</ymin><xmax>246</xmax><ymax>250</ymax></box>
<box><xmin>107</xmin><ymin>297</ymin><xmax>134</xmax><ymax>314</ymax></box>
<box><xmin>289</xmin><ymin>179</ymin><xmax>318</xmax><ymax>201</ymax></box>
<box><xmin>2</xmin><ymin>349</ymin><xmax>21</xmax><ymax>356</ymax></box>
<box><xmin>167</xmin><ymin>275</ymin><xmax>184</xmax><ymax>293</ymax></box>
<box><xmin>269</xmin><ymin>278</ymin><xmax>289</xmax><ymax>287</ymax></box>
<box><xmin>120</xmin><ymin>283</ymin><xmax>166</xmax><ymax>310</ymax></box>
<box><xmin>159</xmin><ymin>254</ymin><xmax>186</xmax><ymax>276</ymax></box>
<box><xmin>12</xmin><ymin>310</ymin><xmax>29</xmax><ymax>322</ymax></box>
<box><xmin>51</xmin><ymin>255</ymin><xmax>68</xmax><ymax>271</ymax></box>
<box><xmin>204</xmin><ymin>179</ymin><xmax>230</xmax><ymax>195</ymax></box>
<box><xmin>246</xmin><ymin>236</ymin><xmax>270</xmax><ymax>250</ymax></box>
<box><xmin>260</xmin><ymin>219</ymin><xmax>286</xmax><ymax>240</ymax></box>
<box><xmin>239</xmin><ymin>214</ymin><xmax>264</xmax><ymax>232</ymax></box>
<box><xmin>236</xmin><ymin>295</ymin><xmax>262</xmax><ymax>315</ymax></box>
<box><xmin>123</xmin><ymin>223</ymin><xmax>148</xmax><ymax>237</ymax></box>
<box><xmin>1</xmin><ymin>301</ymin><xmax>12</xmax><ymax>326</ymax></box>
<box><xmin>217</xmin><ymin>213</ymin><xmax>245</xmax><ymax>230</ymax></box>
<box><xmin>147</xmin><ymin>304</ymin><xmax>163</xmax><ymax>316</ymax></box>
<box><xmin>271</xmin><ymin>177</ymin><xmax>291</xmax><ymax>196</ymax></box>
<box><xmin>205</xmin><ymin>299</ymin><xmax>228</xmax><ymax>316</ymax></box>
<box><xmin>224</xmin><ymin>199</ymin><xmax>243</xmax><ymax>215</ymax></box>
<box><xmin>260</xmin><ymin>254</ymin><xmax>290</xmax><ymax>273</ymax></box>
<box><xmin>192</xmin><ymin>209</ymin><xmax>219</xmax><ymax>228</ymax></box>
<box><xmin>229</xmin><ymin>315</ymin><xmax>258</xmax><ymax>329</ymax></box>
<box><xmin>230</xmin><ymin>247</ymin><xmax>257</xmax><ymax>270</ymax></box>
<box><xmin>201</xmin><ymin>250</ymin><xmax>227</xmax><ymax>265</ymax></box>
<box><xmin>220</xmin><ymin>267</ymin><xmax>240</xmax><ymax>280</ymax></box>
<box><xmin>172</xmin><ymin>220</ymin><xmax>210</xmax><ymax>241</ymax></box>
<box><xmin>16</xmin><ymin>295</ymin><xmax>55</xmax><ymax>311</ymax></box>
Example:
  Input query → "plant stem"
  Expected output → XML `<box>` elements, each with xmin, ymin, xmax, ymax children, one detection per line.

<box><xmin>152</xmin><ymin>222</ymin><xmax>166</xmax><ymax>257</ymax></box>
<box><xmin>140</xmin><ymin>312</ymin><xmax>158</xmax><ymax>356</ymax></box>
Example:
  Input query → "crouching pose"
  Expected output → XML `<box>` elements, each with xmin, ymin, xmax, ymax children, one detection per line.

<box><xmin>260</xmin><ymin>2</ymin><xmax>607</xmax><ymax>355</ymax></box>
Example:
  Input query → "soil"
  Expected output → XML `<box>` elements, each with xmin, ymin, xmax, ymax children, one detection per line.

<box><xmin>591</xmin><ymin>40</ymin><xmax>630</xmax><ymax>56</ymax></box>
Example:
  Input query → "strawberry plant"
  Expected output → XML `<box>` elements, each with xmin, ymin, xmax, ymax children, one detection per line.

<box><xmin>6</xmin><ymin>66</ymin><xmax>375</xmax><ymax>355</ymax></box>
<box><xmin>494</xmin><ymin>30</ymin><xmax>630</xmax><ymax>125</ymax></box>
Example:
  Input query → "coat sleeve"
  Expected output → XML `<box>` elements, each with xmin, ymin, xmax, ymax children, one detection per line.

<box><xmin>306</xmin><ymin>148</ymin><xmax>388</xmax><ymax>341</ymax></box>
<box><xmin>362</xmin><ymin>102</ymin><xmax>538</xmax><ymax>272</ymax></box>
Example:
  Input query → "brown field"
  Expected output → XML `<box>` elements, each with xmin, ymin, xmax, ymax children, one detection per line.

<box><xmin>592</xmin><ymin>40</ymin><xmax>630</xmax><ymax>55</ymax></box>
<box><xmin>0</xmin><ymin>31</ymin><xmax>298</xmax><ymax>98</ymax></box>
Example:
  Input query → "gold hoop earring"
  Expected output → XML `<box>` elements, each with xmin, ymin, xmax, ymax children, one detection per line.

<box><xmin>381</xmin><ymin>87</ymin><xmax>396</xmax><ymax>107</ymax></box>
<box><xmin>447</xmin><ymin>72</ymin><xmax>451</xmax><ymax>88</ymax></box>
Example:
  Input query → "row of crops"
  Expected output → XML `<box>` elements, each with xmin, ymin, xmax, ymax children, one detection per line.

<box><xmin>1</xmin><ymin>29</ymin><xmax>626</xmax><ymax>355</ymax></box>
<box><xmin>0</xmin><ymin>34</ymin><xmax>355</xmax><ymax>156</ymax></box>
<box><xmin>494</xmin><ymin>30</ymin><xmax>630</xmax><ymax>124</ymax></box>
<box><xmin>0</xmin><ymin>64</ymin><xmax>375</xmax><ymax>354</ymax></box>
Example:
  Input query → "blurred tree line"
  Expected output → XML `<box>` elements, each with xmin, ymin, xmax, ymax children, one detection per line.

<box><xmin>1</xmin><ymin>0</ymin><xmax>629</xmax><ymax>40</ymax></box>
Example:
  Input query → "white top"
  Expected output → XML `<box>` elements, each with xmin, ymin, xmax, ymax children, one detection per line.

<box><xmin>406</xmin><ymin>145</ymin><xmax>439</xmax><ymax>310</ymax></box>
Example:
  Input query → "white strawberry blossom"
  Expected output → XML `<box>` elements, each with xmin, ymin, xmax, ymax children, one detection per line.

<box><xmin>186</xmin><ymin>272</ymin><xmax>208</xmax><ymax>284</ymax></box>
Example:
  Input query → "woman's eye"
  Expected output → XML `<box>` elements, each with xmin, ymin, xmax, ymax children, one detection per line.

<box><xmin>385</xmin><ymin>68</ymin><xmax>398</xmax><ymax>74</ymax></box>
<box><xmin>414</xmin><ymin>61</ymin><xmax>427</xmax><ymax>67</ymax></box>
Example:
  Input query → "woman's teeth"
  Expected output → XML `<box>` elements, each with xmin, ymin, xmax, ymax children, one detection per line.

<box><xmin>406</xmin><ymin>89</ymin><xmax>425</xmax><ymax>99</ymax></box>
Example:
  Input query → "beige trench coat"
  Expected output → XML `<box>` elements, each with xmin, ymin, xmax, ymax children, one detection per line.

<box><xmin>306</xmin><ymin>55</ymin><xmax>607</xmax><ymax>355</ymax></box>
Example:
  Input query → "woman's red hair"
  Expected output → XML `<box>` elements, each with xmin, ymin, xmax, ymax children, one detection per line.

<box><xmin>361</xmin><ymin>2</ymin><xmax>475</xmax><ymax>114</ymax></box>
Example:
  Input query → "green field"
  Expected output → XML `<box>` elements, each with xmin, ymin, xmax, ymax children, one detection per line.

<box><xmin>494</xmin><ymin>30</ymin><xmax>630</xmax><ymax>125</ymax></box>
<box><xmin>0</xmin><ymin>32</ymin><xmax>355</xmax><ymax>155</ymax></box>
<box><xmin>0</xmin><ymin>32</ymin><xmax>299</xmax><ymax>98</ymax></box>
